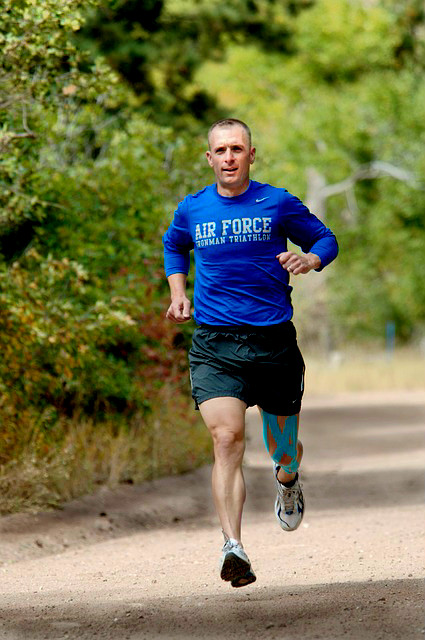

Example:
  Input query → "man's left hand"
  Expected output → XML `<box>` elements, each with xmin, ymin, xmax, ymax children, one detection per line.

<box><xmin>276</xmin><ymin>251</ymin><xmax>321</xmax><ymax>275</ymax></box>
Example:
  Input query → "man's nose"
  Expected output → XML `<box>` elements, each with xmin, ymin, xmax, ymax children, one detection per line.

<box><xmin>224</xmin><ymin>149</ymin><xmax>235</xmax><ymax>163</ymax></box>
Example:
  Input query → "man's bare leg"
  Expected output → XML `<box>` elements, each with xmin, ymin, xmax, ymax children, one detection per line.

<box><xmin>199</xmin><ymin>397</ymin><xmax>247</xmax><ymax>542</ymax></box>
<box><xmin>277</xmin><ymin>439</ymin><xmax>303</xmax><ymax>484</ymax></box>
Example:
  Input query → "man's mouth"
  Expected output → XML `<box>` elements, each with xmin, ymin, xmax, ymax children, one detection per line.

<box><xmin>223</xmin><ymin>167</ymin><xmax>238</xmax><ymax>174</ymax></box>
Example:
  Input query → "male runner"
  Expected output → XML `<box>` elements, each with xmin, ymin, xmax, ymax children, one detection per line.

<box><xmin>163</xmin><ymin>118</ymin><xmax>338</xmax><ymax>588</ymax></box>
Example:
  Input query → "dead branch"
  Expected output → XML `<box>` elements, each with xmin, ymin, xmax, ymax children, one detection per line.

<box><xmin>321</xmin><ymin>161</ymin><xmax>420</xmax><ymax>199</ymax></box>
<box><xmin>0</xmin><ymin>131</ymin><xmax>37</xmax><ymax>153</ymax></box>
<box><xmin>306</xmin><ymin>162</ymin><xmax>422</xmax><ymax>222</ymax></box>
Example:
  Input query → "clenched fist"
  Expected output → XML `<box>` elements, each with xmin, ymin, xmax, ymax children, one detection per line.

<box><xmin>166</xmin><ymin>296</ymin><xmax>192</xmax><ymax>323</ymax></box>
<box><xmin>276</xmin><ymin>251</ymin><xmax>321</xmax><ymax>275</ymax></box>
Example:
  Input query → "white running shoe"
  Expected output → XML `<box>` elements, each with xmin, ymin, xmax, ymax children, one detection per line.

<box><xmin>220</xmin><ymin>537</ymin><xmax>256</xmax><ymax>587</ymax></box>
<box><xmin>274</xmin><ymin>464</ymin><xmax>304</xmax><ymax>532</ymax></box>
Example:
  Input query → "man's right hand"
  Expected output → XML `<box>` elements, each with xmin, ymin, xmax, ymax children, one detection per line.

<box><xmin>166</xmin><ymin>296</ymin><xmax>192</xmax><ymax>323</ymax></box>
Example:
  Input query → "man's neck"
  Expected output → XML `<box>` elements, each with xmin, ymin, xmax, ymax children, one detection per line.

<box><xmin>217</xmin><ymin>180</ymin><xmax>251</xmax><ymax>198</ymax></box>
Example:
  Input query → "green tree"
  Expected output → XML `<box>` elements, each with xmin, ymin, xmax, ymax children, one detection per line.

<box><xmin>195</xmin><ymin>0</ymin><xmax>425</xmax><ymax>344</ymax></box>
<box><xmin>0</xmin><ymin>0</ymin><xmax>212</xmax><ymax>506</ymax></box>
<box><xmin>0</xmin><ymin>0</ymin><xmax>121</xmax><ymax>260</ymax></box>
<box><xmin>77</xmin><ymin>0</ymin><xmax>313</xmax><ymax>126</ymax></box>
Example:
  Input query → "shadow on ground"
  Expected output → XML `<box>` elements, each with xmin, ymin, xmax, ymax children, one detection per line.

<box><xmin>2</xmin><ymin>578</ymin><xmax>423</xmax><ymax>640</ymax></box>
<box><xmin>300</xmin><ymin>403</ymin><xmax>425</xmax><ymax>458</ymax></box>
<box><xmin>244</xmin><ymin>465</ymin><xmax>423</xmax><ymax>514</ymax></box>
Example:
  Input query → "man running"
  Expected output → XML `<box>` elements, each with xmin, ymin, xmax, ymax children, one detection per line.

<box><xmin>163</xmin><ymin>118</ymin><xmax>338</xmax><ymax>588</ymax></box>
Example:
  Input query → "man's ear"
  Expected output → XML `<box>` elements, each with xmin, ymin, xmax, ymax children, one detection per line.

<box><xmin>250</xmin><ymin>147</ymin><xmax>256</xmax><ymax>165</ymax></box>
<box><xmin>206</xmin><ymin>150</ymin><xmax>213</xmax><ymax>167</ymax></box>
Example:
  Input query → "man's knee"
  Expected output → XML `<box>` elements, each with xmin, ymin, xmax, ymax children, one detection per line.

<box><xmin>199</xmin><ymin>397</ymin><xmax>246</xmax><ymax>453</ymax></box>
<box><xmin>210</xmin><ymin>424</ymin><xmax>245</xmax><ymax>456</ymax></box>
<box><xmin>204</xmin><ymin>413</ymin><xmax>245</xmax><ymax>458</ymax></box>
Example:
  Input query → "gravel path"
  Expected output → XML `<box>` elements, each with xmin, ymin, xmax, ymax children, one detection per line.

<box><xmin>0</xmin><ymin>391</ymin><xmax>424</xmax><ymax>639</ymax></box>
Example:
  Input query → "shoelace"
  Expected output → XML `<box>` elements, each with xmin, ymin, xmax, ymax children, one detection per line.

<box><xmin>281</xmin><ymin>487</ymin><xmax>296</xmax><ymax>510</ymax></box>
<box><xmin>277</xmin><ymin>484</ymin><xmax>301</xmax><ymax>512</ymax></box>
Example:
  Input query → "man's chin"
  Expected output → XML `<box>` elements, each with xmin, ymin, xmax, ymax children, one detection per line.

<box><xmin>221</xmin><ymin>174</ymin><xmax>239</xmax><ymax>184</ymax></box>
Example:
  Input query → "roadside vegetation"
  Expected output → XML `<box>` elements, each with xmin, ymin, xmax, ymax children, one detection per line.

<box><xmin>1</xmin><ymin>0</ymin><xmax>424</xmax><ymax>513</ymax></box>
<box><xmin>304</xmin><ymin>348</ymin><xmax>425</xmax><ymax>395</ymax></box>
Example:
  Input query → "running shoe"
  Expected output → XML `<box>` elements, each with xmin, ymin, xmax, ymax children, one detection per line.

<box><xmin>220</xmin><ymin>537</ymin><xmax>256</xmax><ymax>587</ymax></box>
<box><xmin>274</xmin><ymin>464</ymin><xmax>304</xmax><ymax>531</ymax></box>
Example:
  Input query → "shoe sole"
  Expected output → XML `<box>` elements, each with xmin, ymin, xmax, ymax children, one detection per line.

<box><xmin>220</xmin><ymin>551</ymin><xmax>251</xmax><ymax>582</ymax></box>
<box><xmin>231</xmin><ymin>569</ymin><xmax>257</xmax><ymax>588</ymax></box>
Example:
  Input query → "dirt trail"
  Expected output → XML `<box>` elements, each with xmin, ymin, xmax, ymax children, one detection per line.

<box><xmin>0</xmin><ymin>391</ymin><xmax>424</xmax><ymax>640</ymax></box>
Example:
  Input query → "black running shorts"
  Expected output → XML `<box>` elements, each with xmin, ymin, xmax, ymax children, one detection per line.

<box><xmin>189</xmin><ymin>321</ymin><xmax>305</xmax><ymax>416</ymax></box>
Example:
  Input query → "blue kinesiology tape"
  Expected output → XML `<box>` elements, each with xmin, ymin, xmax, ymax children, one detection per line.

<box><xmin>262</xmin><ymin>412</ymin><xmax>299</xmax><ymax>472</ymax></box>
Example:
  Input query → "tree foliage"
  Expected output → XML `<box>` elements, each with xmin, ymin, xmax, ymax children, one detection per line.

<box><xmin>0</xmin><ymin>0</ymin><xmax>211</xmax><ymax>492</ymax></box>
<box><xmin>196</xmin><ymin>0</ymin><xmax>425</xmax><ymax>343</ymax></box>
<box><xmin>0</xmin><ymin>0</ymin><xmax>121</xmax><ymax>258</ymax></box>
<box><xmin>77</xmin><ymin>0</ymin><xmax>311</xmax><ymax>125</ymax></box>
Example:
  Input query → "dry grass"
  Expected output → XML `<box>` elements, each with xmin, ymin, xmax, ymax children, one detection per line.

<box><xmin>304</xmin><ymin>347</ymin><xmax>425</xmax><ymax>395</ymax></box>
<box><xmin>0</xmin><ymin>390</ymin><xmax>212</xmax><ymax>515</ymax></box>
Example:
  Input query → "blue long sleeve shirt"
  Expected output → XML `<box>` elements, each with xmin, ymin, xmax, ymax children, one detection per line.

<box><xmin>163</xmin><ymin>180</ymin><xmax>338</xmax><ymax>326</ymax></box>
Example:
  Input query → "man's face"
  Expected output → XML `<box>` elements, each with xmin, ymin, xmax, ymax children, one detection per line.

<box><xmin>206</xmin><ymin>125</ymin><xmax>255</xmax><ymax>196</ymax></box>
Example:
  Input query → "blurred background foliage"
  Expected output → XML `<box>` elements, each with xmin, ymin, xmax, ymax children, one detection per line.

<box><xmin>0</xmin><ymin>0</ymin><xmax>424</xmax><ymax>511</ymax></box>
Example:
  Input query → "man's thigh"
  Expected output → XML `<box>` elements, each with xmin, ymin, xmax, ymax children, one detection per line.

<box><xmin>199</xmin><ymin>397</ymin><xmax>247</xmax><ymax>439</ymax></box>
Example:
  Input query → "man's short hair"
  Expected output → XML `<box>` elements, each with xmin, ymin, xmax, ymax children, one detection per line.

<box><xmin>208</xmin><ymin>118</ymin><xmax>252</xmax><ymax>149</ymax></box>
